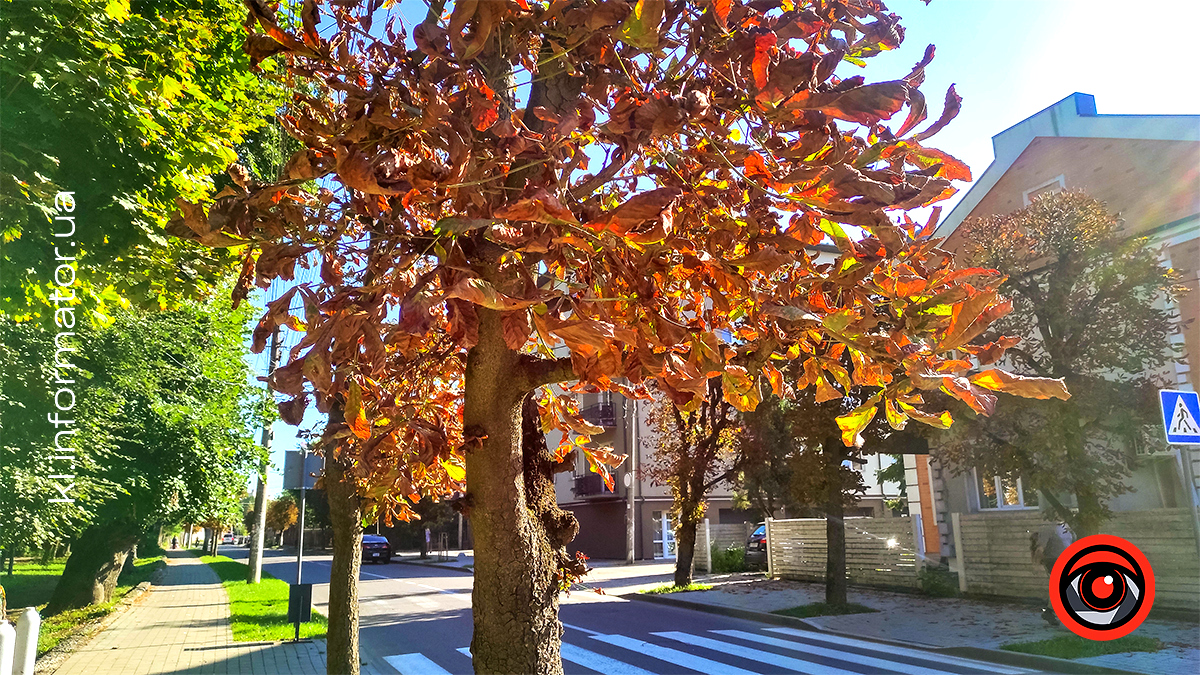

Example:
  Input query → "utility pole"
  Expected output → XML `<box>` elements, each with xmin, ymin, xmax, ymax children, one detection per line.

<box><xmin>625</xmin><ymin>396</ymin><xmax>639</xmax><ymax>564</ymax></box>
<box><xmin>248</xmin><ymin>328</ymin><xmax>282</xmax><ymax>583</ymax></box>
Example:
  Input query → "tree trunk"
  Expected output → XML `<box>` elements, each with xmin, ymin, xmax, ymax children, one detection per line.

<box><xmin>325</xmin><ymin>407</ymin><xmax>364</xmax><ymax>675</ymax></box>
<box><xmin>465</xmin><ymin>303</ymin><xmax>578</xmax><ymax>675</ymax></box>
<box><xmin>46</xmin><ymin>521</ymin><xmax>140</xmax><ymax>614</ymax></box>
<box><xmin>823</xmin><ymin>437</ymin><xmax>848</xmax><ymax>606</ymax></box>
<box><xmin>673</xmin><ymin>514</ymin><xmax>698</xmax><ymax>587</ymax></box>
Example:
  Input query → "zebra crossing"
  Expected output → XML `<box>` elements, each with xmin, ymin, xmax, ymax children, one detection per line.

<box><xmin>382</xmin><ymin>625</ymin><xmax>1032</xmax><ymax>675</ymax></box>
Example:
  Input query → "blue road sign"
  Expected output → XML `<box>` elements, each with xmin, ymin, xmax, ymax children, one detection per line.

<box><xmin>1160</xmin><ymin>390</ymin><xmax>1200</xmax><ymax>444</ymax></box>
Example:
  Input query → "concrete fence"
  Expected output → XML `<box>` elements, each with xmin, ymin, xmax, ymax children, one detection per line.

<box><xmin>0</xmin><ymin>607</ymin><xmax>40</xmax><ymax>675</ymax></box>
<box><xmin>952</xmin><ymin>508</ymin><xmax>1200</xmax><ymax>611</ymax></box>
<box><xmin>765</xmin><ymin>516</ymin><xmax>922</xmax><ymax>588</ymax></box>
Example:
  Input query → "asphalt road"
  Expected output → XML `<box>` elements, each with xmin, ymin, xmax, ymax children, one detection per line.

<box><xmin>218</xmin><ymin>546</ymin><xmax>1032</xmax><ymax>675</ymax></box>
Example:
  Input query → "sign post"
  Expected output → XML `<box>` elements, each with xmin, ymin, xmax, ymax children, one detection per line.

<box><xmin>1159</xmin><ymin>390</ymin><xmax>1200</xmax><ymax>560</ymax></box>
<box><xmin>282</xmin><ymin>445</ymin><xmax>322</xmax><ymax>642</ymax></box>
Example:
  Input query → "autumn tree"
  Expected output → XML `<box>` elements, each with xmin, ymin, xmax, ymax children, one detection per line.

<box><xmin>176</xmin><ymin>1</ymin><xmax>1074</xmax><ymax>672</ymax></box>
<box><xmin>266</xmin><ymin>495</ymin><xmax>300</xmax><ymax>545</ymax></box>
<box><xmin>646</xmin><ymin>378</ymin><xmax>741</xmax><ymax>587</ymax></box>
<box><xmin>939</xmin><ymin>191</ymin><xmax>1184</xmax><ymax>536</ymax></box>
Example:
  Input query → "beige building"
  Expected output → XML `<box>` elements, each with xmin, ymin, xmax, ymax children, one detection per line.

<box><xmin>907</xmin><ymin>92</ymin><xmax>1200</xmax><ymax>559</ymax></box>
<box><xmin>552</xmin><ymin>389</ymin><xmax>903</xmax><ymax>561</ymax></box>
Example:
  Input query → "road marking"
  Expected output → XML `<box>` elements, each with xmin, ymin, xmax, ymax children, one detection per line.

<box><xmin>590</xmin><ymin>634</ymin><xmax>756</xmax><ymax>675</ymax></box>
<box><xmin>361</xmin><ymin>570</ymin><xmax>388</xmax><ymax>579</ymax></box>
<box><xmin>560</xmin><ymin>621</ymin><xmax>602</xmax><ymax>636</ymax></box>
<box><xmin>456</xmin><ymin>647</ymin><xmax>471</xmax><ymax>657</ymax></box>
<box><xmin>654</xmin><ymin>631</ymin><xmax>857</xmax><ymax>675</ymax></box>
<box><xmin>764</xmin><ymin>628</ymin><xmax>1029</xmax><ymax>674</ymax></box>
<box><xmin>561</xmin><ymin>642</ymin><xmax>655</xmax><ymax>675</ymax></box>
<box><xmin>383</xmin><ymin>653</ymin><xmax>452</xmax><ymax>675</ymax></box>
<box><xmin>712</xmin><ymin>629</ymin><xmax>960</xmax><ymax>675</ymax></box>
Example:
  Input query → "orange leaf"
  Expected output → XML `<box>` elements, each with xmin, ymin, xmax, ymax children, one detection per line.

<box><xmin>752</xmin><ymin>33</ymin><xmax>776</xmax><ymax>90</ymax></box>
<box><xmin>969</xmin><ymin>369</ymin><xmax>1071</xmax><ymax>400</ymax></box>
<box><xmin>346</xmin><ymin>380</ymin><xmax>372</xmax><ymax>440</ymax></box>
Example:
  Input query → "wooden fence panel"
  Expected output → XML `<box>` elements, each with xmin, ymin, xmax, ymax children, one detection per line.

<box><xmin>768</xmin><ymin>517</ymin><xmax>919</xmax><ymax>588</ymax></box>
<box><xmin>957</xmin><ymin>508</ymin><xmax>1199</xmax><ymax>611</ymax></box>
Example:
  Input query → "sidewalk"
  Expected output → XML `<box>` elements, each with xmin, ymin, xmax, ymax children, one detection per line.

<box><xmin>52</xmin><ymin>550</ymin><xmax>326</xmax><ymax>675</ymax></box>
<box><xmin>655</xmin><ymin>575</ymin><xmax>1200</xmax><ymax>675</ymax></box>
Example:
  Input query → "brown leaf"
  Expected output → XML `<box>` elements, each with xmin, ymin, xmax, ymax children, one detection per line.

<box><xmin>495</xmin><ymin>189</ymin><xmax>580</xmax><ymax>225</ymax></box>
<box><xmin>278</xmin><ymin>396</ymin><xmax>308</xmax><ymax>425</ymax></box>
<box><xmin>784</xmin><ymin>80</ymin><xmax>908</xmax><ymax>125</ymax></box>
<box><xmin>970</xmin><ymin>370</ymin><xmax>1071</xmax><ymax>400</ymax></box>
<box><xmin>502</xmin><ymin>310</ymin><xmax>532</xmax><ymax>351</ymax></box>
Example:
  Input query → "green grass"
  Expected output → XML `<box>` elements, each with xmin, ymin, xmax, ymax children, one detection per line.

<box><xmin>641</xmin><ymin>582</ymin><xmax>714</xmax><ymax>594</ymax></box>
<box><xmin>1001</xmin><ymin>634</ymin><xmax>1163</xmax><ymax>659</ymax></box>
<box><xmin>771</xmin><ymin>602</ymin><xmax>878</xmax><ymax>619</ymax></box>
<box><xmin>1</xmin><ymin>554</ymin><xmax>164</xmax><ymax>656</ymax></box>
<box><xmin>199</xmin><ymin>554</ymin><xmax>327</xmax><ymax>642</ymax></box>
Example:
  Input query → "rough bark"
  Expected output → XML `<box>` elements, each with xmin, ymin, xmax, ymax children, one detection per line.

<box><xmin>465</xmin><ymin>292</ymin><xmax>579</xmax><ymax>675</ymax></box>
<box><xmin>674</xmin><ymin>514</ymin><xmax>698</xmax><ymax>587</ymax></box>
<box><xmin>325</xmin><ymin>406</ymin><xmax>364</xmax><ymax>675</ymax></box>
<box><xmin>823</xmin><ymin>436</ymin><xmax>848</xmax><ymax>606</ymax></box>
<box><xmin>46</xmin><ymin>521</ymin><xmax>140</xmax><ymax>614</ymax></box>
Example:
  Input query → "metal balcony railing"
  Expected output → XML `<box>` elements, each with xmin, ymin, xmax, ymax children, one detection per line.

<box><xmin>579</xmin><ymin>402</ymin><xmax>616</xmax><ymax>427</ymax></box>
<box><xmin>572</xmin><ymin>473</ymin><xmax>615</xmax><ymax>496</ymax></box>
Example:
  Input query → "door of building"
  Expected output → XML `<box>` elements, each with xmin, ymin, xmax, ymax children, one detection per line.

<box><xmin>651</xmin><ymin>510</ymin><xmax>676</xmax><ymax>559</ymax></box>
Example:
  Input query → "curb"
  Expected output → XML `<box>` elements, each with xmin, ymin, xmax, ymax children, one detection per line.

<box><xmin>623</xmin><ymin>593</ymin><xmax>1139</xmax><ymax>675</ymax></box>
<box><xmin>392</xmin><ymin>558</ymin><xmax>474</xmax><ymax>574</ymax></box>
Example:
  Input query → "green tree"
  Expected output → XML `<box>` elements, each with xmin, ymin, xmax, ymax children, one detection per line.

<box><xmin>0</xmin><ymin>0</ymin><xmax>286</xmax><ymax>317</ymax></box>
<box><xmin>734</xmin><ymin>395</ymin><xmax>801</xmax><ymax>519</ymax></box>
<box><xmin>0</xmin><ymin>298</ymin><xmax>266</xmax><ymax>614</ymax></box>
<box><xmin>940</xmin><ymin>191</ymin><xmax>1184</xmax><ymax>536</ymax></box>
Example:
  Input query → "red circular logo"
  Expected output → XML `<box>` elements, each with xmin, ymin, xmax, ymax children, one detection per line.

<box><xmin>1049</xmin><ymin>534</ymin><xmax>1155</xmax><ymax>640</ymax></box>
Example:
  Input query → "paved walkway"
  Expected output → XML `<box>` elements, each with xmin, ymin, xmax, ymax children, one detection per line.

<box><xmin>669</xmin><ymin>575</ymin><xmax>1200</xmax><ymax>675</ymax></box>
<box><xmin>54</xmin><ymin>550</ymin><xmax>325</xmax><ymax>675</ymax></box>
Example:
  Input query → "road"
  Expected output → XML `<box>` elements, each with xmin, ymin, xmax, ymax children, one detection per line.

<box><xmin>219</xmin><ymin>546</ymin><xmax>1031</xmax><ymax>675</ymax></box>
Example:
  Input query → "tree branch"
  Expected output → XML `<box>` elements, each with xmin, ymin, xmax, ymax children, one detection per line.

<box><xmin>517</xmin><ymin>354</ymin><xmax>575</xmax><ymax>390</ymax></box>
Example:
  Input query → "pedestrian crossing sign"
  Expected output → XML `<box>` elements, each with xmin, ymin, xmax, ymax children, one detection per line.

<box><xmin>1160</xmin><ymin>390</ymin><xmax>1200</xmax><ymax>444</ymax></box>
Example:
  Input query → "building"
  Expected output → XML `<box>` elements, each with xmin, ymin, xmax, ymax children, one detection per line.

<box><xmin>552</xmin><ymin>389</ymin><xmax>904</xmax><ymax>561</ymax></box>
<box><xmin>906</xmin><ymin>93</ymin><xmax>1200</xmax><ymax>558</ymax></box>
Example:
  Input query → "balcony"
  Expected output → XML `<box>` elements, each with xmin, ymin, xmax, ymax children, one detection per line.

<box><xmin>573</xmin><ymin>472</ymin><xmax>616</xmax><ymax>497</ymax></box>
<box><xmin>580</xmin><ymin>402</ymin><xmax>616</xmax><ymax>427</ymax></box>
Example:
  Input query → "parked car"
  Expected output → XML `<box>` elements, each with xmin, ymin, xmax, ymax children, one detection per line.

<box><xmin>221</xmin><ymin>532</ymin><xmax>234</xmax><ymax>545</ymax></box>
<box><xmin>745</xmin><ymin>523</ymin><xmax>767</xmax><ymax>569</ymax></box>
<box><xmin>362</xmin><ymin>534</ymin><xmax>392</xmax><ymax>564</ymax></box>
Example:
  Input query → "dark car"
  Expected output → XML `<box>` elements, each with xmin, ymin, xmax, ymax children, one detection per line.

<box><xmin>745</xmin><ymin>524</ymin><xmax>767</xmax><ymax>569</ymax></box>
<box><xmin>362</xmin><ymin>534</ymin><xmax>392</xmax><ymax>564</ymax></box>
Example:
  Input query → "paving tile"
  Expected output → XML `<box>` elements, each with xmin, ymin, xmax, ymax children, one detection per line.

<box><xmin>53</xmin><ymin>550</ymin><xmax>326</xmax><ymax>675</ymax></box>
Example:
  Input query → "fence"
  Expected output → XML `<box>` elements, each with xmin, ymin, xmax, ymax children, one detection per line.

<box><xmin>953</xmin><ymin>508</ymin><xmax>1200</xmax><ymax>611</ymax></box>
<box><xmin>694</xmin><ymin>521</ymin><xmax>757</xmax><ymax>572</ymax></box>
<box><xmin>766</xmin><ymin>516</ymin><xmax>921</xmax><ymax>588</ymax></box>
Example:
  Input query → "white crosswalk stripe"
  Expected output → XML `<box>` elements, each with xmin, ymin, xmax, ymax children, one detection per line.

<box><xmin>383</xmin><ymin>653</ymin><xmax>452</xmax><ymax>675</ymax></box>
<box><xmin>560</xmin><ymin>642</ymin><xmax>657</xmax><ymax>675</ymax></box>
<box><xmin>382</xmin><ymin>626</ymin><xmax>1032</xmax><ymax>675</ymax></box>
<box><xmin>711</xmin><ymin>629</ymin><xmax>961</xmax><ymax>675</ymax></box>
<box><xmin>763</xmin><ymin>627</ymin><xmax>1030</xmax><ymax>674</ymax></box>
<box><xmin>590</xmin><ymin>633</ymin><xmax>758</xmax><ymax>675</ymax></box>
<box><xmin>653</xmin><ymin>631</ymin><xmax>858</xmax><ymax>675</ymax></box>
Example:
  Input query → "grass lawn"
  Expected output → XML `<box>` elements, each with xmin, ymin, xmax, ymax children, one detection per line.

<box><xmin>641</xmin><ymin>582</ymin><xmax>714</xmax><ymax>594</ymax></box>
<box><xmin>1</xmin><ymin>554</ymin><xmax>164</xmax><ymax>656</ymax></box>
<box><xmin>1002</xmin><ymin>634</ymin><xmax>1163</xmax><ymax>659</ymax></box>
<box><xmin>771</xmin><ymin>602</ymin><xmax>878</xmax><ymax>619</ymax></box>
<box><xmin>198</xmin><ymin>554</ymin><xmax>326</xmax><ymax>642</ymax></box>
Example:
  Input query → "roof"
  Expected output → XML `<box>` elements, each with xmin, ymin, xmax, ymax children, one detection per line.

<box><xmin>935</xmin><ymin>93</ymin><xmax>1200</xmax><ymax>239</ymax></box>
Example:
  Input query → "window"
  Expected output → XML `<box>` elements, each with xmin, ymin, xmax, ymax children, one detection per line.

<box><xmin>974</xmin><ymin>469</ymin><xmax>1039</xmax><ymax>509</ymax></box>
<box><xmin>1022</xmin><ymin>175</ymin><xmax>1065</xmax><ymax>206</ymax></box>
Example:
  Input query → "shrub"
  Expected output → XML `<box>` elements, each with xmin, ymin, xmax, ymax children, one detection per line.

<box><xmin>710</xmin><ymin>545</ymin><xmax>746</xmax><ymax>573</ymax></box>
<box><xmin>918</xmin><ymin>566</ymin><xmax>960</xmax><ymax>597</ymax></box>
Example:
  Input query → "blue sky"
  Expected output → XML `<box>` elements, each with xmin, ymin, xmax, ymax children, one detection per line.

<box><xmin>247</xmin><ymin>0</ymin><xmax>1200</xmax><ymax>497</ymax></box>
